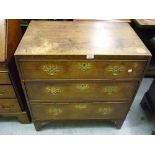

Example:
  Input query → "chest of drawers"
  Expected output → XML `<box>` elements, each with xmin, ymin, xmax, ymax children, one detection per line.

<box><xmin>15</xmin><ymin>21</ymin><xmax>151</xmax><ymax>130</ymax></box>
<box><xmin>0</xmin><ymin>20</ymin><xmax>30</xmax><ymax>123</ymax></box>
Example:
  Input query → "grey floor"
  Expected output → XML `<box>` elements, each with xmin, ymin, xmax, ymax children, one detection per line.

<box><xmin>0</xmin><ymin>78</ymin><xmax>154</xmax><ymax>135</ymax></box>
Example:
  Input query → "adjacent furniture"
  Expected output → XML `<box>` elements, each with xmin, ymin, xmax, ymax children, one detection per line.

<box><xmin>133</xmin><ymin>20</ymin><xmax>155</xmax><ymax>27</ymax></box>
<box><xmin>141</xmin><ymin>79</ymin><xmax>155</xmax><ymax>134</ymax></box>
<box><xmin>131</xmin><ymin>19</ymin><xmax>155</xmax><ymax>77</ymax></box>
<box><xmin>0</xmin><ymin>19</ymin><xmax>30</xmax><ymax>123</ymax></box>
<box><xmin>15</xmin><ymin>21</ymin><xmax>151</xmax><ymax>130</ymax></box>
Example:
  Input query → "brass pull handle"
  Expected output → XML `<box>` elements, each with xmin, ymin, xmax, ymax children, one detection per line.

<box><xmin>77</xmin><ymin>62</ymin><xmax>92</xmax><ymax>71</ymax></box>
<box><xmin>42</xmin><ymin>65</ymin><xmax>60</xmax><ymax>75</ymax></box>
<box><xmin>106</xmin><ymin>65</ymin><xmax>125</xmax><ymax>75</ymax></box>
<box><xmin>48</xmin><ymin>108</ymin><xmax>63</xmax><ymax>116</ymax></box>
<box><xmin>76</xmin><ymin>84</ymin><xmax>89</xmax><ymax>90</ymax></box>
<box><xmin>75</xmin><ymin>104</ymin><xmax>88</xmax><ymax>109</ymax></box>
<box><xmin>98</xmin><ymin>107</ymin><xmax>111</xmax><ymax>115</ymax></box>
<box><xmin>46</xmin><ymin>87</ymin><xmax>62</xmax><ymax>95</ymax></box>
<box><xmin>103</xmin><ymin>86</ymin><xmax>119</xmax><ymax>95</ymax></box>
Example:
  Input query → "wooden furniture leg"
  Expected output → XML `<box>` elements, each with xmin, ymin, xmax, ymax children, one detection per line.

<box><xmin>17</xmin><ymin>112</ymin><xmax>30</xmax><ymax>124</ymax></box>
<box><xmin>113</xmin><ymin>120</ymin><xmax>124</xmax><ymax>129</ymax></box>
<box><xmin>34</xmin><ymin>121</ymin><xmax>42</xmax><ymax>131</ymax></box>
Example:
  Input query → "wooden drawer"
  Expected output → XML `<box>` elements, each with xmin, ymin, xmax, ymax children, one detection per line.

<box><xmin>0</xmin><ymin>63</ymin><xmax>8</xmax><ymax>71</ymax></box>
<box><xmin>25</xmin><ymin>81</ymin><xmax>138</xmax><ymax>102</ymax></box>
<box><xmin>0</xmin><ymin>85</ymin><xmax>16</xmax><ymax>98</ymax></box>
<box><xmin>19</xmin><ymin>60</ymin><xmax>146</xmax><ymax>80</ymax></box>
<box><xmin>0</xmin><ymin>99</ymin><xmax>21</xmax><ymax>113</ymax></box>
<box><xmin>0</xmin><ymin>72</ymin><xmax>11</xmax><ymax>84</ymax></box>
<box><xmin>31</xmin><ymin>102</ymin><xmax>129</xmax><ymax>120</ymax></box>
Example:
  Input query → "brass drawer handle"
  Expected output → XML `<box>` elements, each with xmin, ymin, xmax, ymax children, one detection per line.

<box><xmin>42</xmin><ymin>65</ymin><xmax>60</xmax><ymax>75</ymax></box>
<box><xmin>98</xmin><ymin>107</ymin><xmax>111</xmax><ymax>115</ymax></box>
<box><xmin>48</xmin><ymin>108</ymin><xmax>63</xmax><ymax>116</ymax></box>
<box><xmin>75</xmin><ymin>104</ymin><xmax>88</xmax><ymax>109</ymax></box>
<box><xmin>106</xmin><ymin>65</ymin><xmax>125</xmax><ymax>75</ymax></box>
<box><xmin>46</xmin><ymin>87</ymin><xmax>62</xmax><ymax>95</ymax></box>
<box><xmin>103</xmin><ymin>86</ymin><xmax>119</xmax><ymax>95</ymax></box>
<box><xmin>76</xmin><ymin>84</ymin><xmax>89</xmax><ymax>90</ymax></box>
<box><xmin>77</xmin><ymin>62</ymin><xmax>92</xmax><ymax>71</ymax></box>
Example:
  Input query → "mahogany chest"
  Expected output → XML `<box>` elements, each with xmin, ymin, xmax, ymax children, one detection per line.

<box><xmin>0</xmin><ymin>20</ymin><xmax>29</xmax><ymax>123</ymax></box>
<box><xmin>15</xmin><ymin>21</ymin><xmax>151</xmax><ymax>130</ymax></box>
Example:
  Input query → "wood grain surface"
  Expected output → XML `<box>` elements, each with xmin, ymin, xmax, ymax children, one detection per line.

<box><xmin>15</xmin><ymin>21</ymin><xmax>151</xmax><ymax>57</ymax></box>
<box><xmin>0</xmin><ymin>99</ymin><xmax>21</xmax><ymax>113</ymax></box>
<box><xmin>31</xmin><ymin>102</ymin><xmax>129</xmax><ymax>121</ymax></box>
<box><xmin>25</xmin><ymin>81</ymin><xmax>138</xmax><ymax>102</ymax></box>
<box><xmin>18</xmin><ymin>59</ymin><xmax>147</xmax><ymax>80</ymax></box>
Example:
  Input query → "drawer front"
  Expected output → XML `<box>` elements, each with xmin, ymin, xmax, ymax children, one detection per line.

<box><xmin>26</xmin><ymin>81</ymin><xmax>138</xmax><ymax>102</ymax></box>
<box><xmin>0</xmin><ymin>72</ymin><xmax>11</xmax><ymax>84</ymax></box>
<box><xmin>19</xmin><ymin>60</ymin><xmax>146</xmax><ymax>80</ymax></box>
<box><xmin>0</xmin><ymin>63</ymin><xmax>8</xmax><ymax>71</ymax></box>
<box><xmin>0</xmin><ymin>99</ymin><xmax>21</xmax><ymax>113</ymax></box>
<box><xmin>31</xmin><ymin>102</ymin><xmax>129</xmax><ymax>120</ymax></box>
<box><xmin>0</xmin><ymin>85</ymin><xmax>16</xmax><ymax>98</ymax></box>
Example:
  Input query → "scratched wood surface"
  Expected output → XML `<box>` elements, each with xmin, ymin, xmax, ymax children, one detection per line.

<box><xmin>15</xmin><ymin>21</ymin><xmax>151</xmax><ymax>56</ymax></box>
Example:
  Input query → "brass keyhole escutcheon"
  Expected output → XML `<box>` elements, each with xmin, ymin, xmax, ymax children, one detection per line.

<box><xmin>77</xmin><ymin>62</ymin><xmax>92</xmax><ymax>71</ymax></box>
<box><xmin>76</xmin><ymin>84</ymin><xmax>89</xmax><ymax>90</ymax></box>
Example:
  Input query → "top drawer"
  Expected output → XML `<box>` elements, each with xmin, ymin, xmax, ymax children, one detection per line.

<box><xmin>19</xmin><ymin>60</ymin><xmax>147</xmax><ymax>80</ymax></box>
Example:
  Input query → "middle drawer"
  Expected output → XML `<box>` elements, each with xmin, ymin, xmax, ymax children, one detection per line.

<box><xmin>25</xmin><ymin>81</ymin><xmax>138</xmax><ymax>102</ymax></box>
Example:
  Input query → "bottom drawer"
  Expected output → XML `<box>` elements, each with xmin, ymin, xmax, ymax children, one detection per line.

<box><xmin>0</xmin><ymin>99</ymin><xmax>21</xmax><ymax>113</ymax></box>
<box><xmin>31</xmin><ymin>102</ymin><xmax>129</xmax><ymax>121</ymax></box>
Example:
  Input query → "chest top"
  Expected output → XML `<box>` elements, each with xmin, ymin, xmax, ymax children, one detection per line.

<box><xmin>0</xmin><ymin>20</ymin><xmax>6</xmax><ymax>62</ymax></box>
<box><xmin>15</xmin><ymin>21</ymin><xmax>151</xmax><ymax>57</ymax></box>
